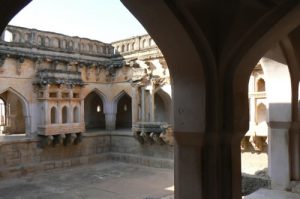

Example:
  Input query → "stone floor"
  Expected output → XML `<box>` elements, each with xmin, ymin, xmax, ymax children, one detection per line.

<box><xmin>244</xmin><ymin>188</ymin><xmax>300</xmax><ymax>199</ymax></box>
<box><xmin>0</xmin><ymin>162</ymin><xmax>174</xmax><ymax>199</ymax></box>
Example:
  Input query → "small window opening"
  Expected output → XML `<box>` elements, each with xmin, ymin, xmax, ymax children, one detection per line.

<box><xmin>97</xmin><ymin>105</ymin><xmax>101</xmax><ymax>112</ymax></box>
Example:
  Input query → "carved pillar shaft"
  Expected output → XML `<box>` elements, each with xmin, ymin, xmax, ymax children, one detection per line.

<box><xmin>132</xmin><ymin>86</ymin><xmax>140</xmax><ymax>123</ymax></box>
<box><xmin>105</xmin><ymin>113</ymin><xmax>116</xmax><ymax>130</ymax></box>
<box><xmin>45</xmin><ymin>101</ymin><xmax>50</xmax><ymax>125</ymax></box>
<box><xmin>68</xmin><ymin>104</ymin><xmax>73</xmax><ymax>123</ymax></box>
<box><xmin>141</xmin><ymin>87</ymin><xmax>146</xmax><ymax>122</ymax></box>
<box><xmin>149</xmin><ymin>86</ymin><xmax>155</xmax><ymax>122</ymax></box>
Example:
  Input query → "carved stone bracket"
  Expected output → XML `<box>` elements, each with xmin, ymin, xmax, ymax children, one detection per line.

<box><xmin>133</xmin><ymin>122</ymin><xmax>173</xmax><ymax>145</ymax></box>
<box><xmin>16</xmin><ymin>56</ymin><xmax>24</xmax><ymax>75</ymax></box>
<box><xmin>39</xmin><ymin>132</ymin><xmax>82</xmax><ymax>148</ymax></box>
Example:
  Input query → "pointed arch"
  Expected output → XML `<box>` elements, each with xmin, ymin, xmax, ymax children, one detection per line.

<box><xmin>113</xmin><ymin>90</ymin><xmax>132</xmax><ymax>129</ymax></box>
<box><xmin>83</xmin><ymin>88</ymin><xmax>108</xmax><ymax>104</ymax></box>
<box><xmin>84</xmin><ymin>89</ymin><xmax>106</xmax><ymax>130</ymax></box>
<box><xmin>0</xmin><ymin>87</ymin><xmax>30</xmax><ymax>117</ymax></box>
<box><xmin>0</xmin><ymin>87</ymin><xmax>30</xmax><ymax>134</ymax></box>
<box><xmin>50</xmin><ymin>106</ymin><xmax>57</xmax><ymax>124</ymax></box>
<box><xmin>154</xmin><ymin>88</ymin><xmax>173</xmax><ymax>124</ymax></box>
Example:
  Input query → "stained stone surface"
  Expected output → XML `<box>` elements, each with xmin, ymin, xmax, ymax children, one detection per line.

<box><xmin>0</xmin><ymin>161</ymin><xmax>174</xmax><ymax>199</ymax></box>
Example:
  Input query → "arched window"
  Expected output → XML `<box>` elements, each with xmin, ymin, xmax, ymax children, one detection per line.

<box><xmin>127</xmin><ymin>43</ymin><xmax>130</xmax><ymax>51</ymax></box>
<box><xmin>37</xmin><ymin>36</ymin><xmax>42</xmax><ymax>45</ymax></box>
<box><xmin>73</xmin><ymin>106</ymin><xmax>80</xmax><ymax>123</ymax></box>
<box><xmin>256</xmin><ymin>103</ymin><xmax>267</xmax><ymax>124</ymax></box>
<box><xmin>131</xmin><ymin>43</ymin><xmax>135</xmax><ymax>51</ymax></box>
<box><xmin>0</xmin><ymin>98</ymin><xmax>6</xmax><ymax>127</ymax></box>
<box><xmin>62</xmin><ymin>106</ymin><xmax>68</xmax><ymax>123</ymax></box>
<box><xmin>121</xmin><ymin>44</ymin><xmax>125</xmax><ymax>52</ymax></box>
<box><xmin>52</xmin><ymin>38</ymin><xmax>59</xmax><ymax>48</ymax></box>
<box><xmin>149</xmin><ymin>38</ymin><xmax>155</xmax><ymax>46</ymax></box>
<box><xmin>68</xmin><ymin>41</ymin><xmax>74</xmax><ymax>49</ymax></box>
<box><xmin>44</xmin><ymin>37</ymin><xmax>50</xmax><ymax>47</ymax></box>
<box><xmin>3</xmin><ymin>30</ymin><xmax>13</xmax><ymax>42</ymax></box>
<box><xmin>50</xmin><ymin>106</ymin><xmax>57</xmax><ymax>124</ymax></box>
<box><xmin>142</xmin><ymin>39</ymin><xmax>146</xmax><ymax>48</ymax></box>
<box><xmin>61</xmin><ymin>40</ymin><xmax>67</xmax><ymax>49</ymax></box>
<box><xmin>257</xmin><ymin>78</ymin><xmax>265</xmax><ymax>92</ymax></box>
<box><xmin>84</xmin><ymin>91</ymin><xmax>106</xmax><ymax>130</ymax></box>
<box><xmin>116</xmin><ymin>93</ymin><xmax>132</xmax><ymax>129</ymax></box>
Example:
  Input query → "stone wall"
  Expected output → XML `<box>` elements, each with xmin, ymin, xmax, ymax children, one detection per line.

<box><xmin>0</xmin><ymin>132</ymin><xmax>174</xmax><ymax>180</ymax></box>
<box><xmin>0</xmin><ymin>134</ymin><xmax>110</xmax><ymax>180</ymax></box>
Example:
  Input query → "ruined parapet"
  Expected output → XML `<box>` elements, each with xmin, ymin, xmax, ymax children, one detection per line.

<box><xmin>111</xmin><ymin>34</ymin><xmax>157</xmax><ymax>55</ymax></box>
<box><xmin>1</xmin><ymin>25</ymin><xmax>113</xmax><ymax>56</ymax></box>
<box><xmin>133</xmin><ymin>122</ymin><xmax>174</xmax><ymax>145</ymax></box>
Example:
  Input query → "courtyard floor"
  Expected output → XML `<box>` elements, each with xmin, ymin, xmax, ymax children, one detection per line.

<box><xmin>0</xmin><ymin>162</ymin><xmax>174</xmax><ymax>199</ymax></box>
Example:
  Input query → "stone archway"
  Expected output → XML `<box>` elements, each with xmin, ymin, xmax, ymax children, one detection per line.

<box><xmin>4</xmin><ymin>1</ymin><xmax>300</xmax><ymax>198</ymax></box>
<box><xmin>84</xmin><ymin>91</ymin><xmax>106</xmax><ymax>131</ymax></box>
<box><xmin>154</xmin><ymin>88</ymin><xmax>172</xmax><ymax>123</ymax></box>
<box><xmin>0</xmin><ymin>87</ymin><xmax>30</xmax><ymax>135</ymax></box>
<box><xmin>115</xmin><ymin>91</ymin><xmax>132</xmax><ymax>129</ymax></box>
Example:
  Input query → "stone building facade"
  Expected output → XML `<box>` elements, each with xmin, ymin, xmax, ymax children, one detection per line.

<box><xmin>0</xmin><ymin>25</ymin><xmax>173</xmax><ymax>179</ymax></box>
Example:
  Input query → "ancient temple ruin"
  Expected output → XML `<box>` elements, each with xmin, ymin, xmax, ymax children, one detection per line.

<box><xmin>0</xmin><ymin>25</ymin><xmax>174</xmax><ymax>180</ymax></box>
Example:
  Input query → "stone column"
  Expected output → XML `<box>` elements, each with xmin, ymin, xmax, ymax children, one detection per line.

<box><xmin>44</xmin><ymin>101</ymin><xmax>49</xmax><ymax>125</ymax></box>
<box><xmin>131</xmin><ymin>85</ymin><xmax>140</xmax><ymax>123</ymax></box>
<box><xmin>80</xmin><ymin>99</ymin><xmax>84</xmax><ymax>124</ymax></box>
<box><xmin>248</xmin><ymin>96</ymin><xmax>256</xmax><ymax>135</ymax></box>
<box><xmin>261</xmin><ymin>57</ymin><xmax>291</xmax><ymax>190</ymax></box>
<box><xmin>104</xmin><ymin>101</ymin><xmax>117</xmax><ymax>130</ymax></box>
<box><xmin>68</xmin><ymin>104</ymin><xmax>73</xmax><ymax>123</ymax></box>
<box><xmin>148</xmin><ymin>84</ymin><xmax>155</xmax><ymax>122</ymax></box>
<box><xmin>141</xmin><ymin>87</ymin><xmax>146</xmax><ymax>122</ymax></box>
<box><xmin>105</xmin><ymin>113</ymin><xmax>117</xmax><ymax>130</ymax></box>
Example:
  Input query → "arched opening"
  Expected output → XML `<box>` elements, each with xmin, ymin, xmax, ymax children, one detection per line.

<box><xmin>116</xmin><ymin>93</ymin><xmax>132</xmax><ymax>129</ymax></box>
<box><xmin>2</xmin><ymin>30</ymin><xmax>13</xmax><ymax>42</ymax></box>
<box><xmin>257</xmin><ymin>78</ymin><xmax>266</xmax><ymax>92</ymax></box>
<box><xmin>241</xmin><ymin>46</ymin><xmax>292</xmax><ymax>195</ymax></box>
<box><xmin>257</xmin><ymin>103</ymin><xmax>267</xmax><ymax>124</ymax></box>
<box><xmin>142</xmin><ymin>39</ymin><xmax>146</xmax><ymax>48</ymax></box>
<box><xmin>62</xmin><ymin>106</ymin><xmax>68</xmax><ymax>124</ymax></box>
<box><xmin>84</xmin><ymin>91</ymin><xmax>105</xmax><ymax>131</ymax></box>
<box><xmin>154</xmin><ymin>89</ymin><xmax>172</xmax><ymax>123</ymax></box>
<box><xmin>0</xmin><ymin>97</ymin><xmax>6</xmax><ymax>134</ymax></box>
<box><xmin>73</xmin><ymin>106</ymin><xmax>80</xmax><ymax>123</ymax></box>
<box><xmin>50</xmin><ymin>106</ymin><xmax>57</xmax><ymax>124</ymax></box>
<box><xmin>0</xmin><ymin>89</ymin><xmax>28</xmax><ymax>134</ymax></box>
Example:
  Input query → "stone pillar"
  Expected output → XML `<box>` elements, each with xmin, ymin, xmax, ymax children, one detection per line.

<box><xmin>104</xmin><ymin>101</ymin><xmax>117</xmax><ymax>130</ymax></box>
<box><xmin>80</xmin><ymin>99</ymin><xmax>84</xmax><ymax>124</ymax></box>
<box><xmin>148</xmin><ymin>85</ymin><xmax>155</xmax><ymax>122</ymax></box>
<box><xmin>141</xmin><ymin>87</ymin><xmax>146</xmax><ymax>122</ymax></box>
<box><xmin>68</xmin><ymin>104</ymin><xmax>73</xmax><ymax>123</ymax></box>
<box><xmin>44</xmin><ymin>101</ymin><xmax>49</xmax><ymax>125</ymax></box>
<box><xmin>131</xmin><ymin>86</ymin><xmax>140</xmax><ymax>123</ymax></box>
<box><xmin>105</xmin><ymin>113</ymin><xmax>117</xmax><ymax>130</ymax></box>
<box><xmin>57</xmin><ymin>104</ymin><xmax>62</xmax><ymax>124</ymax></box>
<box><xmin>261</xmin><ymin>57</ymin><xmax>291</xmax><ymax>190</ymax></box>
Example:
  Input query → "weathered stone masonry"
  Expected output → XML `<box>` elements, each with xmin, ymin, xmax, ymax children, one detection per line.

<box><xmin>0</xmin><ymin>25</ymin><xmax>173</xmax><ymax>180</ymax></box>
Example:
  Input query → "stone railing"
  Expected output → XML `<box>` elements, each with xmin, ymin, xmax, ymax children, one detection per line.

<box><xmin>133</xmin><ymin>122</ymin><xmax>174</xmax><ymax>145</ymax></box>
<box><xmin>111</xmin><ymin>34</ymin><xmax>157</xmax><ymax>55</ymax></box>
<box><xmin>1</xmin><ymin>25</ymin><xmax>113</xmax><ymax>56</ymax></box>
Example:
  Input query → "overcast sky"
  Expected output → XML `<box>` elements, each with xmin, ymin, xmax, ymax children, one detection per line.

<box><xmin>8</xmin><ymin>0</ymin><xmax>147</xmax><ymax>43</ymax></box>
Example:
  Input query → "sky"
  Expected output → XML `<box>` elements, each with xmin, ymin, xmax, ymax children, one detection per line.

<box><xmin>8</xmin><ymin>0</ymin><xmax>148</xmax><ymax>43</ymax></box>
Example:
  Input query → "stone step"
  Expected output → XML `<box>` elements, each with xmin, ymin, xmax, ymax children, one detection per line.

<box><xmin>244</xmin><ymin>188</ymin><xmax>300</xmax><ymax>199</ymax></box>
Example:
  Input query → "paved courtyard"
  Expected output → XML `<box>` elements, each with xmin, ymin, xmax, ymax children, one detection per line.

<box><xmin>0</xmin><ymin>162</ymin><xmax>174</xmax><ymax>199</ymax></box>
